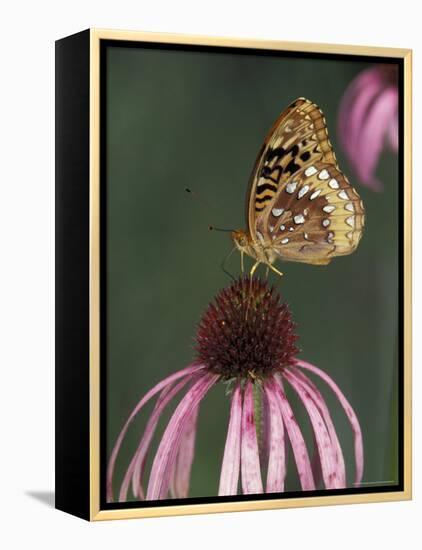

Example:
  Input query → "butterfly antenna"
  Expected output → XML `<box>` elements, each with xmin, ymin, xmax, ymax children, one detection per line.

<box><xmin>185</xmin><ymin>188</ymin><xmax>215</xmax><ymax>216</ymax></box>
<box><xmin>209</xmin><ymin>226</ymin><xmax>235</xmax><ymax>232</ymax></box>
<box><xmin>185</xmin><ymin>189</ymin><xmax>234</xmax><ymax>232</ymax></box>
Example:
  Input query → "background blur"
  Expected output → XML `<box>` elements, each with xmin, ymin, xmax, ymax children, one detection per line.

<box><xmin>105</xmin><ymin>45</ymin><xmax>399</xmax><ymax>500</ymax></box>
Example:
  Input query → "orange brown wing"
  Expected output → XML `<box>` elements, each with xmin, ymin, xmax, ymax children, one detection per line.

<box><xmin>255</xmin><ymin>162</ymin><xmax>365</xmax><ymax>265</ymax></box>
<box><xmin>246</xmin><ymin>98</ymin><xmax>338</xmax><ymax>242</ymax></box>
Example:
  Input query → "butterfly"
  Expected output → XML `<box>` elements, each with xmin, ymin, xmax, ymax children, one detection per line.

<box><xmin>231</xmin><ymin>98</ymin><xmax>365</xmax><ymax>277</ymax></box>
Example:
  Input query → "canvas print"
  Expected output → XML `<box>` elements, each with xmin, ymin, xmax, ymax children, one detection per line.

<box><xmin>103</xmin><ymin>44</ymin><xmax>401</xmax><ymax>506</ymax></box>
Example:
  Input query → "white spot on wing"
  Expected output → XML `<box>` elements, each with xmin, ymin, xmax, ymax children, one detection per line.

<box><xmin>281</xmin><ymin>238</ymin><xmax>289</xmax><ymax>244</ymax></box>
<box><xmin>305</xmin><ymin>166</ymin><xmax>318</xmax><ymax>177</ymax></box>
<box><xmin>322</xmin><ymin>219</ymin><xmax>330</xmax><ymax>228</ymax></box>
<box><xmin>345</xmin><ymin>202</ymin><xmax>354</xmax><ymax>212</ymax></box>
<box><xmin>309</xmin><ymin>189</ymin><xmax>321</xmax><ymax>200</ymax></box>
<box><xmin>298</xmin><ymin>185</ymin><xmax>310</xmax><ymax>199</ymax></box>
<box><xmin>328</xmin><ymin>178</ymin><xmax>339</xmax><ymax>189</ymax></box>
<box><xmin>286</xmin><ymin>181</ymin><xmax>298</xmax><ymax>194</ymax></box>
<box><xmin>280</xmin><ymin>225</ymin><xmax>285</xmax><ymax>231</ymax></box>
<box><xmin>272</xmin><ymin>208</ymin><xmax>284</xmax><ymax>217</ymax></box>
<box><xmin>338</xmin><ymin>190</ymin><xmax>349</xmax><ymax>200</ymax></box>
<box><xmin>346</xmin><ymin>216</ymin><xmax>355</xmax><ymax>228</ymax></box>
<box><xmin>318</xmin><ymin>169</ymin><xmax>330</xmax><ymax>180</ymax></box>
<box><xmin>269</xmin><ymin>225</ymin><xmax>275</xmax><ymax>233</ymax></box>
<box><xmin>293</xmin><ymin>214</ymin><xmax>305</xmax><ymax>224</ymax></box>
<box><xmin>323</xmin><ymin>205</ymin><xmax>336</xmax><ymax>213</ymax></box>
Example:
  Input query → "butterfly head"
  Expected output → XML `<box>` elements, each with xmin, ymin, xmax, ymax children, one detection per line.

<box><xmin>231</xmin><ymin>229</ymin><xmax>250</xmax><ymax>251</ymax></box>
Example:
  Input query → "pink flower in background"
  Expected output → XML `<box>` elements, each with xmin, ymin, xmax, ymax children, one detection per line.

<box><xmin>338</xmin><ymin>65</ymin><xmax>398</xmax><ymax>191</ymax></box>
<box><xmin>107</xmin><ymin>277</ymin><xmax>363</xmax><ymax>502</ymax></box>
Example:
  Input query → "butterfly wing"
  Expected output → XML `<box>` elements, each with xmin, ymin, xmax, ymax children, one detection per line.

<box><xmin>247</xmin><ymin>98</ymin><xmax>338</xmax><ymax>240</ymax></box>
<box><xmin>255</xmin><ymin>162</ymin><xmax>365</xmax><ymax>265</ymax></box>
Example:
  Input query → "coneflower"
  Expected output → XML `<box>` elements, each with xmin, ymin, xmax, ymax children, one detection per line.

<box><xmin>107</xmin><ymin>277</ymin><xmax>363</xmax><ymax>502</ymax></box>
<box><xmin>338</xmin><ymin>64</ymin><xmax>398</xmax><ymax>191</ymax></box>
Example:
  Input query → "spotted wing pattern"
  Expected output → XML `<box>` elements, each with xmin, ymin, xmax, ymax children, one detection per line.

<box><xmin>255</xmin><ymin>162</ymin><xmax>365</xmax><ymax>265</ymax></box>
<box><xmin>247</xmin><ymin>97</ymin><xmax>338</xmax><ymax>235</ymax></box>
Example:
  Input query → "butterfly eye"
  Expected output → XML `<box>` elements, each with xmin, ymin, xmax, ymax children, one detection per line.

<box><xmin>233</xmin><ymin>231</ymin><xmax>248</xmax><ymax>247</ymax></box>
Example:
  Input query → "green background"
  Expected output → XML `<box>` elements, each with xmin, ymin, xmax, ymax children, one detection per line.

<box><xmin>105</xmin><ymin>45</ymin><xmax>399</xmax><ymax>500</ymax></box>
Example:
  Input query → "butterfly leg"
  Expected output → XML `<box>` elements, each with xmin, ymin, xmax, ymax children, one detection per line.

<box><xmin>250</xmin><ymin>261</ymin><xmax>260</xmax><ymax>278</ymax></box>
<box><xmin>262</xmin><ymin>249</ymin><xmax>283</xmax><ymax>278</ymax></box>
<box><xmin>246</xmin><ymin>261</ymin><xmax>261</xmax><ymax>317</ymax></box>
<box><xmin>241</xmin><ymin>250</ymin><xmax>244</xmax><ymax>274</ymax></box>
<box><xmin>265</xmin><ymin>266</ymin><xmax>269</xmax><ymax>279</ymax></box>
<box><xmin>267</xmin><ymin>263</ymin><xmax>284</xmax><ymax>278</ymax></box>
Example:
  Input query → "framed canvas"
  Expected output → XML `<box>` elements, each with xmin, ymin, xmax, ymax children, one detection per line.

<box><xmin>55</xmin><ymin>29</ymin><xmax>412</xmax><ymax>521</ymax></box>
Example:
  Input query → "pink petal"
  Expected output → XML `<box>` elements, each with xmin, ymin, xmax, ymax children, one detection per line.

<box><xmin>339</xmin><ymin>67</ymin><xmax>385</xmax><ymax>164</ymax></box>
<box><xmin>118</xmin><ymin>377</ymin><xmax>190</xmax><ymax>502</ymax></box>
<box><xmin>295</xmin><ymin>359</ymin><xmax>364</xmax><ymax>486</ymax></box>
<box><xmin>106</xmin><ymin>363</ymin><xmax>205</xmax><ymax>502</ymax></box>
<box><xmin>170</xmin><ymin>404</ymin><xmax>199</xmax><ymax>499</ymax></box>
<box><xmin>287</xmin><ymin>367</ymin><xmax>346</xmax><ymax>486</ymax></box>
<box><xmin>146</xmin><ymin>373</ymin><xmax>218</xmax><ymax>500</ymax></box>
<box><xmin>355</xmin><ymin>87</ymin><xmax>398</xmax><ymax>189</ymax></box>
<box><xmin>259</xmin><ymin>389</ymin><xmax>271</xmax><ymax>467</ymax></box>
<box><xmin>264</xmin><ymin>381</ymin><xmax>286</xmax><ymax>493</ymax></box>
<box><xmin>241</xmin><ymin>381</ymin><xmax>263</xmax><ymax>494</ymax></box>
<box><xmin>283</xmin><ymin>370</ymin><xmax>343</xmax><ymax>489</ymax></box>
<box><xmin>387</xmin><ymin>108</ymin><xmax>399</xmax><ymax>152</ymax></box>
<box><xmin>310</xmin><ymin>433</ymin><xmax>323</xmax><ymax>488</ymax></box>
<box><xmin>218</xmin><ymin>383</ymin><xmax>242</xmax><ymax>496</ymax></box>
<box><xmin>272</xmin><ymin>376</ymin><xmax>315</xmax><ymax>491</ymax></box>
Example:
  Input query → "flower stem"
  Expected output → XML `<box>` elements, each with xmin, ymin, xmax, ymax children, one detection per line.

<box><xmin>252</xmin><ymin>382</ymin><xmax>263</xmax><ymax>450</ymax></box>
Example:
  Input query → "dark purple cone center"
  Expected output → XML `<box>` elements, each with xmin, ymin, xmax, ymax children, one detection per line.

<box><xmin>195</xmin><ymin>277</ymin><xmax>299</xmax><ymax>380</ymax></box>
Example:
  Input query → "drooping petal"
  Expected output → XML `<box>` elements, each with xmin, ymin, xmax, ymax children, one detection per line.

<box><xmin>170</xmin><ymin>404</ymin><xmax>199</xmax><ymax>499</ymax></box>
<box><xmin>310</xmin><ymin>433</ymin><xmax>323</xmax><ymax>488</ymax></box>
<box><xmin>241</xmin><ymin>381</ymin><xmax>263</xmax><ymax>494</ymax></box>
<box><xmin>338</xmin><ymin>67</ymin><xmax>384</xmax><ymax>163</ymax></box>
<box><xmin>264</xmin><ymin>381</ymin><xmax>286</xmax><ymax>493</ymax></box>
<box><xmin>146</xmin><ymin>373</ymin><xmax>218</xmax><ymax>500</ymax></box>
<box><xmin>272</xmin><ymin>376</ymin><xmax>315</xmax><ymax>491</ymax></box>
<box><xmin>295</xmin><ymin>359</ymin><xmax>364</xmax><ymax>486</ymax></box>
<box><xmin>387</xmin><ymin>108</ymin><xmax>399</xmax><ymax>152</ymax></box>
<box><xmin>283</xmin><ymin>370</ymin><xmax>343</xmax><ymax>489</ymax></box>
<box><xmin>259</xmin><ymin>388</ymin><xmax>271</xmax><ymax>468</ymax></box>
<box><xmin>286</xmin><ymin>367</ymin><xmax>346</xmax><ymax>486</ymax></box>
<box><xmin>107</xmin><ymin>363</ymin><xmax>205</xmax><ymax>502</ymax></box>
<box><xmin>119</xmin><ymin>377</ymin><xmax>191</xmax><ymax>502</ymax></box>
<box><xmin>354</xmin><ymin>87</ymin><xmax>398</xmax><ymax>188</ymax></box>
<box><xmin>338</xmin><ymin>65</ymin><xmax>400</xmax><ymax>190</ymax></box>
<box><xmin>218</xmin><ymin>383</ymin><xmax>242</xmax><ymax>496</ymax></box>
